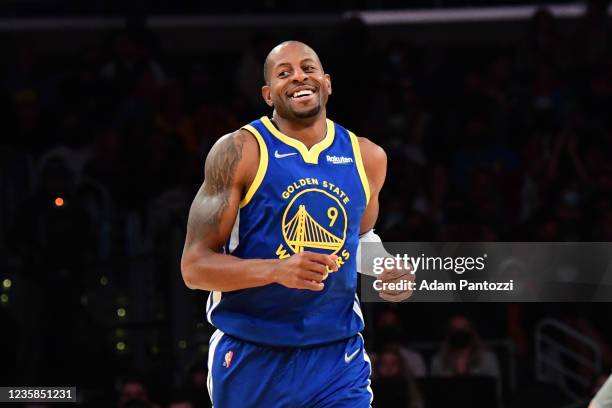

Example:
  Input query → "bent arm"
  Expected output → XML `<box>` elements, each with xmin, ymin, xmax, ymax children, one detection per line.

<box><xmin>355</xmin><ymin>138</ymin><xmax>389</xmax><ymax>275</ymax></box>
<box><xmin>356</xmin><ymin>137</ymin><xmax>413</xmax><ymax>301</ymax></box>
<box><xmin>358</xmin><ymin>138</ymin><xmax>387</xmax><ymax>234</ymax></box>
<box><xmin>356</xmin><ymin>137</ymin><xmax>392</xmax><ymax>272</ymax></box>
<box><xmin>181</xmin><ymin>130</ymin><xmax>277</xmax><ymax>292</ymax></box>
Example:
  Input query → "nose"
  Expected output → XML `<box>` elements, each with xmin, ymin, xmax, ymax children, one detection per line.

<box><xmin>292</xmin><ymin>68</ymin><xmax>308</xmax><ymax>82</ymax></box>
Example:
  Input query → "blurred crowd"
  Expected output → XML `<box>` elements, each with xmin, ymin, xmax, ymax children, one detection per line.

<box><xmin>0</xmin><ymin>0</ymin><xmax>581</xmax><ymax>17</ymax></box>
<box><xmin>371</xmin><ymin>1</ymin><xmax>612</xmax><ymax>243</ymax></box>
<box><xmin>2</xmin><ymin>1</ymin><xmax>612</xmax><ymax>407</ymax></box>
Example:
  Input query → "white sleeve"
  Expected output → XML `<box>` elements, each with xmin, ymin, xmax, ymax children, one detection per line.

<box><xmin>356</xmin><ymin>229</ymin><xmax>392</xmax><ymax>277</ymax></box>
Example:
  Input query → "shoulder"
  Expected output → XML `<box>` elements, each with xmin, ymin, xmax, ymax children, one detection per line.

<box><xmin>205</xmin><ymin>128</ymin><xmax>260</xmax><ymax>186</ymax></box>
<box><xmin>357</xmin><ymin>136</ymin><xmax>387</xmax><ymax>167</ymax></box>
<box><xmin>339</xmin><ymin>122</ymin><xmax>385</xmax><ymax>163</ymax></box>
<box><xmin>209</xmin><ymin>128</ymin><xmax>259</xmax><ymax>156</ymax></box>
<box><xmin>355</xmin><ymin>135</ymin><xmax>387</xmax><ymax>192</ymax></box>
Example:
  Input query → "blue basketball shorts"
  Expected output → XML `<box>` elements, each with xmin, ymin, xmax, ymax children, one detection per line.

<box><xmin>206</xmin><ymin>330</ymin><xmax>373</xmax><ymax>408</ymax></box>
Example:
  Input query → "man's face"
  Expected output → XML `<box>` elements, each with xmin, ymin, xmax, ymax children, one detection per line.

<box><xmin>262</xmin><ymin>43</ymin><xmax>331</xmax><ymax>120</ymax></box>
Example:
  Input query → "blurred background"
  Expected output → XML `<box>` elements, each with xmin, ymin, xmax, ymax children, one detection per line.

<box><xmin>1</xmin><ymin>1</ymin><xmax>612</xmax><ymax>407</ymax></box>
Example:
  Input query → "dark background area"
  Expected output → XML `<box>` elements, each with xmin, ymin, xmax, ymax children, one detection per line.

<box><xmin>1</xmin><ymin>1</ymin><xmax>612</xmax><ymax>407</ymax></box>
<box><xmin>0</xmin><ymin>0</ymin><xmax>584</xmax><ymax>17</ymax></box>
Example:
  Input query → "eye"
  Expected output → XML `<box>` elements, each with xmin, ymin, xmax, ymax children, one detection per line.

<box><xmin>304</xmin><ymin>66</ymin><xmax>316</xmax><ymax>71</ymax></box>
<box><xmin>278</xmin><ymin>70</ymin><xmax>290</xmax><ymax>78</ymax></box>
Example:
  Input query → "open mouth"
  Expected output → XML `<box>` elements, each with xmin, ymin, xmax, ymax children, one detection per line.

<box><xmin>289</xmin><ymin>88</ymin><xmax>316</xmax><ymax>100</ymax></box>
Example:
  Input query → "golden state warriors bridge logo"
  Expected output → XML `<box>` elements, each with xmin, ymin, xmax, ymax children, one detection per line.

<box><xmin>276</xmin><ymin>178</ymin><xmax>351</xmax><ymax>268</ymax></box>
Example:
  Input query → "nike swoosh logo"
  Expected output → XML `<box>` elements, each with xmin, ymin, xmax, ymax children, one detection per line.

<box><xmin>274</xmin><ymin>150</ymin><xmax>297</xmax><ymax>159</ymax></box>
<box><xmin>344</xmin><ymin>348</ymin><xmax>361</xmax><ymax>363</ymax></box>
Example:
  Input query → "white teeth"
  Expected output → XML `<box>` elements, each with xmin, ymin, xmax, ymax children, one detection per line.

<box><xmin>292</xmin><ymin>89</ymin><xmax>314</xmax><ymax>98</ymax></box>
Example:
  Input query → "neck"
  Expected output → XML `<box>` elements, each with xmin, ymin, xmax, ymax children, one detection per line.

<box><xmin>271</xmin><ymin>109</ymin><xmax>327</xmax><ymax>149</ymax></box>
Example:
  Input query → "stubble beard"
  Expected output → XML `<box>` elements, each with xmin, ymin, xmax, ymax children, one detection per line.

<box><xmin>292</xmin><ymin>103</ymin><xmax>321</xmax><ymax>119</ymax></box>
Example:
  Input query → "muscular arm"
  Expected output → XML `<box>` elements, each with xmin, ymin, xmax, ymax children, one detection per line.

<box><xmin>357</xmin><ymin>137</ymin><xmax>413</xmax><ymax>302</ymax></box>
<box><xmin>181</xmin><ymin>130</ymin><xmax>336</xmax><ymax>292</ymax></box>
<box><xmin>181</xmin><ymin>130</ymin><xmax>276</xmax><ymax>291</ymax></box>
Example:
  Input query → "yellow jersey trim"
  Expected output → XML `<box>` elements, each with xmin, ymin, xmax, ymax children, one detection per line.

<box><xmin>239</xmin><ymin>125</ymin><xmax>269</xmax><ymax>208</ymax></box>
<box><xmin>260</xmin><ymin>116</ymin><xmax>335</xmax><ymax>164</ymax></box>
<box><xmin>348</xmin><ymin>131</ymin><xmax>371</xmax><ymax>206</ymax></box>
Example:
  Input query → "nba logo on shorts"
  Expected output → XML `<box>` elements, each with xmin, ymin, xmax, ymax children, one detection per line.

<box><xmin>223</xmin><ymin>351</ymin><xmax>234</xmax><ymax>368</ymax></box>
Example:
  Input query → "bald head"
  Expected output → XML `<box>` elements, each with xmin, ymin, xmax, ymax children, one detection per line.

<box><xmin>261</xmin><ymin>40</ymin><xmax>331</xmax><ymax>121</ymax></box>
<box><xmin>263</xmin><ymin>41</ymin><xmax>323</xmax><ymax>84</ymax></box>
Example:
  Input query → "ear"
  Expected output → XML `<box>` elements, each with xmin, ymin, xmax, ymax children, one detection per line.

<box><xmin>261</xmin><ymin>85</ymin><xmax>274</xmax><ymax>107</ymax></box>
<box><xmin>324</xmin><ymin>73</ymin><xmax>332</xmax><ymax>95</ymax></box>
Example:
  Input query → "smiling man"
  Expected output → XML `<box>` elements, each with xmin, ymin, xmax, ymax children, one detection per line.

<box><xmin>180</xmin><ymin>41</ymin><xmax>411</xmax><ymax>408</ymax></box>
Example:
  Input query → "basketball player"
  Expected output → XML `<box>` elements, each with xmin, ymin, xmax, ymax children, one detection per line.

<box><xmin>181</xmin><ymin>41</ymin><xmax>412</xmax><ymax>407</ymax></box>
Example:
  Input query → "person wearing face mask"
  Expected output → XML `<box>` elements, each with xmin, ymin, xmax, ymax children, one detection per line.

<box><xmin>431</xmin><ymin>315</ymin><xmax>501</xmax><ymax>378</ymax></box>
<box><xmin>430</xmin><ymin>316</ymin><xmax>502</xmax><ymax>406</ymax></box>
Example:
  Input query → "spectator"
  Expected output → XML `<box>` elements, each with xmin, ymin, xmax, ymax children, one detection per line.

<box><xmin>182</xmin><ymin>364</ymin><xmax>211</xmax><ymax>408</ymax></box>
<box><xmin>118</xmin><ymin>377</ymin><xmax>154</xmax><ymax>408</ymax></box>
<box><xmin>375</xmin><ymin>307</ymin><xmax>427</xmax><ymax>377</ymax></box>
<box><xmin>100</xmin><ymin>31</ymin><xmax>165</xmax><ymax>102</ymax></box>
<box><xmin>373</xmin><ymin>347</ymin><xmax>423</xmax><ymax>408</ymax></box>
<box><xmin>431</xmin><ymin>315</ymin><xmax>501</xmax><ymax>378</ymax></box>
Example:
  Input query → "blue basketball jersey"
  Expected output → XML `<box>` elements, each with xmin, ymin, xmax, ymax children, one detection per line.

<box><xmin>206</xmin><ymin>116</ymin><xmax>369</xmax><ymax>347</ymax></box>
